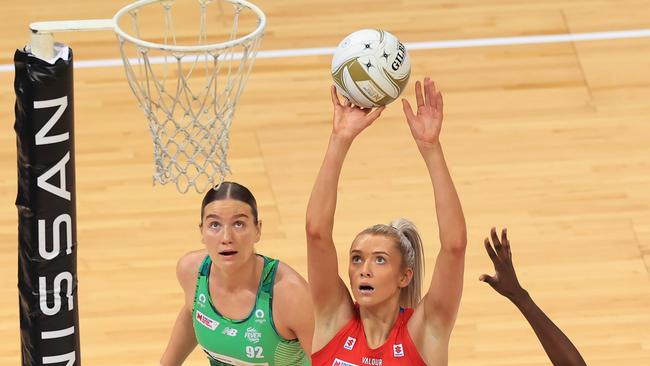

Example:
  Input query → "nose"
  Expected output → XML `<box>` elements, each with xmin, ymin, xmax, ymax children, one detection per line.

<box><xmin>221</xmin><ymin>225</ymin><xmax>233</xmax><ymax>244</ymax></box>
<box><xmin>360</xmin><ymin>260</ymin><xmax>372</xmax><ymax>278</ymax></box>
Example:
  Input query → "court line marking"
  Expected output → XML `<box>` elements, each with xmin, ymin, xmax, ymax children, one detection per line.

<box><xmin>1</xmin><ymin>28</ymin><xmax>649</xmax><ymax>73</ymax></box>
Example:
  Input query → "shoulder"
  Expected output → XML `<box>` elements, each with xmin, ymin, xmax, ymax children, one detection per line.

<box><xmin>270</xmin><ymin>261</ymin><xmax>314</xmax><ymax>344</ymax></box>
<box><xmin>272</xmin><ymin>261</ymin><xmax>309</xmax><ymax>298</ymax></box>
<box><xmin>271</xmin><ymin>261</ymin><xmax>312</xmax><ymax>316</ymax></box>
<box><xmin>176</xmin><ymin>250</ymin><xmax>207</xmax><ymax>293</ymax></box>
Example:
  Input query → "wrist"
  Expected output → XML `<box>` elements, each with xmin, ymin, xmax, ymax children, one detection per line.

<box><xmin>416</xmin><ymin>140</ymin><xmax>442</xmax><ymax>154</ymax></box>
<box><xmin>508</xmin><ymin>288</ymin><xmax>531</xmax><ymax>305</ymax></box>
<box><xmin>329</xmin><ymin>133</ymin><xmax>354</xmax><ymax>147</ymax></box>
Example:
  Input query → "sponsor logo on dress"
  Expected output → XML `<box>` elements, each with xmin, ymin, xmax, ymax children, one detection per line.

<box><xmin>343</xmin><ymin>336</ymin><xmax>356</xmax><ymax>351</ymax></box>
<box><xmin>254</xmin><ymin>309</ymin><xmax>266</xmax><ymax>324</ymax></box>
<box><xmin>332</xmin><ymin>358</ymin><xmax>358</xmax><ymax>366</ymax></box>
<box><xmin>195</xmin><ymin>310</ymin><xmax>219</xmax><ymax>331</ymax></box>
<box><xmin>362</xmin><ymin>357</ymin><xmax>382</xmax><ymax>365</ymax></box>
<box><xmin>393</xmin><ymin>344</ymin><xmax>404</xmax><ymax>358</ymax></box>
<box><xmin>197</xmin><ymin>293</ymin><xmax>207</xmax><ymax>307</ymax></box>
<box><xmin>245</xmin><ymin>326</ymin><xmax>262</xmax><ymax>344</ymax></box>
<box><xmin>222</xmin><ymin>327</ymin><xmax>238</xmax><ymax>337</ymax></box>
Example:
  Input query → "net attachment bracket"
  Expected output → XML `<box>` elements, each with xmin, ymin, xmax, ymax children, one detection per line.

<box><xmin>29</xmin><ymin>19</ymin><xmax>115</xmax><ymax>60</ymax></box>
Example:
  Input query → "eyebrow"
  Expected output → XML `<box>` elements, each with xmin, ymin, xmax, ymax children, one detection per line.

<box><xmin>350</xmin><ymin>250</ymin><xmax>391</xmax><ymax>256</ymax></box>
<box><xmin>205</xmin><ymin>213</ymin><xmax>249</xmax><ymax>220</ymax></box>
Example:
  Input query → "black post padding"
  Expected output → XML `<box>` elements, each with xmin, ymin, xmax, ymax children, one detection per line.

<box><xmin>15</xmin><ymin>47</ymin><xmax>80</xmax><ymax>366</ymax></box>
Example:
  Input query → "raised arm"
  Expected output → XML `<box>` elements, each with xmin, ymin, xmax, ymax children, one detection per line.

<box><xmin>305</xmin><ymin>86</ymin><xmax>384</xmax><ymax>350</ymax></box>
<box><xmin>481</xmin><ymin>228</ymin><xmax>587</xmax><ymax>366</ymax></box>
<box><xmin>405</xmin><ymin>78</ymin><xmax>467</xmax><ymax>337</ymax></box>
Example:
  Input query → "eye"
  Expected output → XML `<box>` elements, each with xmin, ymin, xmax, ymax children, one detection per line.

<box><xmin>376</xmin><ymin>256</ymin><xmax>386</xmax><ymax>264</ymax></box>
<box><xmin>351</xmin><ymin>255</ymin><xmax>362</xmax><ymax>264</ymax></box>
<box><xmin>208</xmin><ymin>221</ymin><xmax>221</xmax><ymax>229</ymax></box>
<box><xmin>234</xmin><ymin>221</ymin><xmax>245</xmax><ymax>229</ymax></box>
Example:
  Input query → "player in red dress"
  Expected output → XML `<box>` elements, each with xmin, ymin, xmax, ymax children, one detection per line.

<box><xmin>306</xmin><ymin>78</ymin><xmax>467</xmax><ymax>366</ymax></box>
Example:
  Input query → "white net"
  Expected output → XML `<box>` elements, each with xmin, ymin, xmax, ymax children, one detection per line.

<box><xmin>114</xmin><ymin>0</ymin><xmax>265</xmax><ymax>193</ymax></box>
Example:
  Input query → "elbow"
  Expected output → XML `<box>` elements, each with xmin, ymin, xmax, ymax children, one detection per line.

<box><xmin>305</xmin><ymin>220</ymin><xmax>329</xmax><ymax>243</ymax></box>
<box><xmin>441</xmin><ymin>229</ymin><xmax>467</xmax><ymax>254</ymax></box>
<box><xmin>445</xmin><ymin>241</ymin><xmax>467</xmax><ymax>255</ymax></box>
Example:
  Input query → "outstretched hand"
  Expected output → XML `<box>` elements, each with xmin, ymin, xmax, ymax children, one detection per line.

<box><xmin>330</xmin><ymin>85</ymin><xmax>385</xmax><ymax>142</ymax></box>
<box><xmin>401</xmin><ymin>77</ymin><xmax>444</xmax><ymax>149</ymax></box>
<box><xmin>480</xmin><ymin>227</ymin><xmax>526</xmax><ymax>300</ymax></box>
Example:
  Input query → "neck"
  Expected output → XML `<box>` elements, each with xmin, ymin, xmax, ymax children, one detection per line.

<box><xmin>358</xmin><ymin>295</ymin><xmax>401</xmax><ymax>348</ymax></box>
<box><xmin>211</xmin><ymin>253</ymin><xmax>260</xmax><ymax>292</ymax></box>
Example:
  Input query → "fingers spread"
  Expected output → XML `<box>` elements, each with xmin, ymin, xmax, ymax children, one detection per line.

<box><xmin>402</xmin><ymin>98</ymin><xmax>416</xmax><ymax>121</ymax></box>
<box><xmin>415</xmin><ymin>80</ymin><xmax>424</xmax><ymax>108</ymax></box>
<box><xmin>479</xmin><ymin>274</ymin><xmax>497</xmax><ymax>288</ymax></box>
<box><xmin>484</xmin><ymin>238</ymin><xmax>498</xmax><ymax>263</ymax></box>
<box><xmin>423</xmin><ymin>77</ymin><xmax>431</xmax><ymax>107</ymax></box>
<box><xmin>502</xmin><ymin>227</ymin><xmax>512</xmax><ymax>258</ymax></box>
<box><xmin>490</xmin><ymin>227</ymin><xmax>501</xmax><ymax>248</ymax></box>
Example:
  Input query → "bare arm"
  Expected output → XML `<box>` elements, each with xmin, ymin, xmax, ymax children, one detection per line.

<box><xmin>481</xmin><ymin>228</ymin><xmax>587</xmax><ymax>366</ymax></box>
<box><xmin>305</xmin><ymin>86</ymin><xmax>384</xmax><ymax>350</ymax></box>
<box><xmin>405</xmin><ymin>79</ymin><xmax>467</xmax><ymax>336</ymax></box>
<box><xmin>273</xmin><ymin>263</ymin><xmax>315</xmax><ymax>356</ymax></box>
<box><xmin>159</xmin><ymin>253</ymin><xmax>202</xmax><ymax>366</ymax></box>
<box><xmin>159</xmin><ymin>306</ymin><xmax>198</xmax><ymax>366</ymax></box>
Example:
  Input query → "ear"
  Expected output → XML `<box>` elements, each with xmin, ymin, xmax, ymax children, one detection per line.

<box><xmin>199</xmin><ymin>222</ymin><xmax>205</xmax><ymax>244</ymax></box>
<box><xmin>398</xmin><ymin>267</ymin><xmax>414</xmax><ymax>289</ymax></box>
<box><xmin>254</xmin><ymin>219</ymin><xmax>262</xmax><ymax>243</ymax></box>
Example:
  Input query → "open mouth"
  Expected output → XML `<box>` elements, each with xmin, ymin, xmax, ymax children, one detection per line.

<box><xmin>219</xmin><ymin>250</ymin><xmax>238</xmax><ymax>257</ymax></box>
<box><xmin>358</xmin><ymin>284</ymin><xmax>375</xmax><ymax>294</ymax></box>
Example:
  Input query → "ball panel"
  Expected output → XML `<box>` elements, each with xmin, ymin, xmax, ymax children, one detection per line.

<box><xmin>342</xmin><ymin>65</ymin><xmax>377</xmax><ymax>108</ymax></box>
<box><xmin>382</xmin><ymin>66</ymin><xmax>410</xmax><ymax>99</ymax></box>
<box><xmin>331</xmin><ymin>29</ymin><xmax>381</xmax><ymax>72</ymax></box>
<box><xmin>333</xmin><ymin>58</ymin><xmax>380</xmax><ymax>108</ymax></box>
<box><xmin>357</xmin><ymin>55</ymin><xmax>399</xmax><ymax>98</ymax></box>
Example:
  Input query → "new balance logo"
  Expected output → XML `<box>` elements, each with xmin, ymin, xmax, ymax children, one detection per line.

<box><xmin>222</xmin><ymin>327</ymin><xmax>238</xmax><ymax>337</ymax></box>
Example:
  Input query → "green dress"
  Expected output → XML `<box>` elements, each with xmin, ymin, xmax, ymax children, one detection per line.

<box><xmin>192</xmin><ymin>255</ymin><xmax>310</xmax><ymax>366</ymax></box>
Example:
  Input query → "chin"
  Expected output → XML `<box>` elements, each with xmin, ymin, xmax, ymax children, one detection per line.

<box><xmin>354</xmin><ymin>294</ymin><xmax>379</xmax><ymax>307</ymax></box>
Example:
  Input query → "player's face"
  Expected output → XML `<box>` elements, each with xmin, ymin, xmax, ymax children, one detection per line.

<box><xmin>348</xmin><ymin>234</ymin><xmax>411</xmax><ymax>308</ymax></box>
<box><xmin>200</xmin><ymin>199</ymin><xmax>261</xmax><ymax>267</ymax></box>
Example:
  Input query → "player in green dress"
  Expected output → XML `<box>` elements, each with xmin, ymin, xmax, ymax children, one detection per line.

<box><xmin>160</xmin><ymin>182</ymin><xmax>313</xmax><ymax>366</ymax></box>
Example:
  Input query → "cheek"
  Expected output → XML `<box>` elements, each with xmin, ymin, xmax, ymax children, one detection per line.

<box><xmin>378</xmin><ymin>265</ymin><xmax>401</xmax><ymax>283</ymax></box>
<box><xmin>235</xmin><ymin>229</ymin><xmax>259</xmax><ymax>245</ymax></box>
<box><xmin>201</xmin><ymin>228</ymin><xmax>222</xmax><ymax>241</ymax></box>
<box><xmin>348</xmin><ymin>265</ymin><xmax>357</xmax><ymax>281</ymax></box>
<box><xmin>201</xmin><ymin>231</ymin><xmax>217</xmax><ymax>242</ymax></box>
<box><xmin>241</xmin><ymin>228</ymin><xmax>257</xmax><ymax>239</ymax></box>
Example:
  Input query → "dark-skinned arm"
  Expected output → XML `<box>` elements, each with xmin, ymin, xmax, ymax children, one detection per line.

<box><xmin>481</xmin><ymin>228</ymin><xmax>587</xmax><ymax>366</ymax></box>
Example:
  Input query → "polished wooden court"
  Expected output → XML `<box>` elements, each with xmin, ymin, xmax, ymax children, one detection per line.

<box><xmin>1</xmin><ymin>1</ymin><xmax>649</xmax><ymax>365</ymax></box>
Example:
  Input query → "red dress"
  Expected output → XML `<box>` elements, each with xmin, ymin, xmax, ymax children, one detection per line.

<box><xmin>312</xmin><ymin>306</ymin><xmax>427</xmax><ymax>366</ymax></box>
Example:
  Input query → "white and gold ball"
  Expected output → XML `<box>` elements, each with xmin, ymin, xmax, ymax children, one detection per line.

<box><xmin>331</xmin><ymin>29</ymin><xmax>410</xmax><ymax>108</ymax></box>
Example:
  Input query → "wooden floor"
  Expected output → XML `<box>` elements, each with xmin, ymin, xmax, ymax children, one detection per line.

<box><xmin>1</xmin><ymin>0</ymin><xmax>650</xmax><ymax>365</ymax></box>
